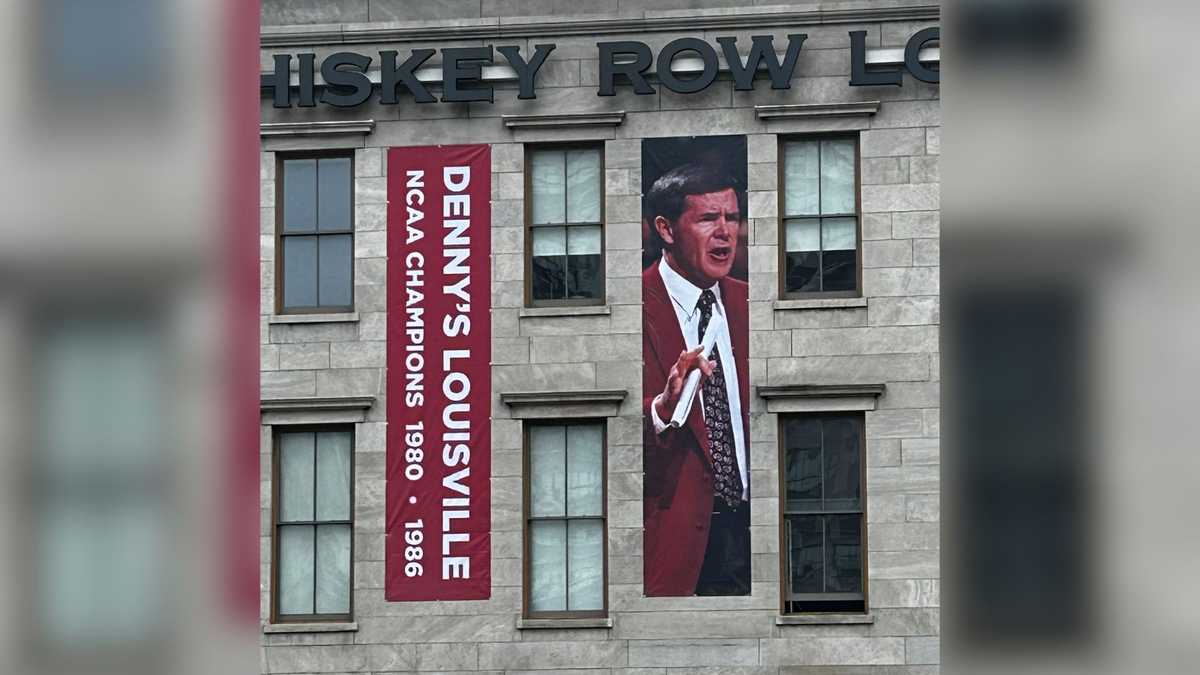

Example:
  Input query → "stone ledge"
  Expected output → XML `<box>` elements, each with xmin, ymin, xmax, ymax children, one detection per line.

<box><xmin>502</xmin><ymin>112</ymin><xmax>626</xmax><ymax>130</ymax></box>
<box><xmin>261</xmin><ymin>4</ymin><xmax>940</xmax><ymax>46</ymax></box>
<box><xmin>501</xmin><ymin>389</ymin><xmax>628</xmax><ymax>419</ymax></box>
<box><xmin>260</xmin><ymin>121</ymin><xmax>375</xmax><ymax>138</ymax></box>
<box><xmin>517</xmin><ymin>616</ymin><xmax>613</xmax><ymax>630</ymax></box>
<box><xmin>269</xmin><ymin>312</ymin><xmax>360</xmax><ymax>324</ymax></box>
<box><xmin>263</xmin><ymin>621</ymin><xmax>358</xmax><ymax>634</ymax></box>
<box><xmin>774</xmin><ymin>297</ymin><xmax>868</xmax><ymax>312</ymax></box>
<box><xmin>261</xmin><ymin>396</ymin><xmax>376</xmax><ymax>425</ymax></box>
<box><xmin>757</xmin><ymin>384</ymin><xmax>885</xmax><ymax>413</ymax></box>
<box><xmin>776</xmin><ymin>613</ymin><xmax>874</xmax><ymax>626</ymax></box>
<box><xmin>519</xmin><ymin>305</ymin><xmax>612</xmax><ymax>318</ymax></box>
<box><xmin>756</xmin><ymin>101</ymin><xmax>881</xmax><ymax>122</ymax></box>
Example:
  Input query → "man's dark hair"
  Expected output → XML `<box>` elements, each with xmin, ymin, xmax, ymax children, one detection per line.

<box><xmin>644</xmin><ymin>162</ymin><xmax>738</xmax><ymax>225</ymax></box>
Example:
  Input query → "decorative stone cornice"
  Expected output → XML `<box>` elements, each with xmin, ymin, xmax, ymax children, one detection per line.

<box><xmin>502</xmin><ymin>111</ymin><xmax>625</xmax><ymax>130</ymax></box>
<box><xmin>756</xmin><ymin>384</ymin><xmax>885</xmax><ymax>413</ymax></box>
<box><xmin>500</xmin><ymin>389</ymin><xmax>628</xmax><ymax>419</ymax></box>
<box><xmin>261</xmin><ymin>5</ymin><xmax>940</xmax><ymax>48</ymax></box>
<box><xmin>261</xmin><ymin>396</ymin><xmax>376</xmax><ymax>425</ymax></box>
<box><xmin>755</xmin><ymin>101</ymin><xmax>881</xmax><ymax>121</ymax></box>
<box><xmin>261</xmin><ymin>396</ymin><xmax>376</xmax><ymax>411</ymax></box>
<box><xmin>260</xmin><ymin>120</ymin><xmax>375</xmax><ymax>137</ymax></box>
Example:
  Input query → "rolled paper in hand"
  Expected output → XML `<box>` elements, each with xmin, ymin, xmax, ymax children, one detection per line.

<box><xmin>669</xmin><ymin>312</ymin><xmax>726</xmax><ymax>429</ymax></box>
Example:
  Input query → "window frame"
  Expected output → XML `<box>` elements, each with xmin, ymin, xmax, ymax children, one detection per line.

<box><xmin>777</xmin><ymin>412</ymin><xmax>870</xmax><ymax>615</ymax></box>
<box><xmin>274</xmin><ymin>151</ymin><xmax>357</xmax><ymax>315</ymax></box>
<box><xmin>26</xmin><ymin>308</ymin><xmax>171</xmax><ymax>658</ymax></box>
<box><xmin>777</xmin><ymin>134</ymin><xmax>863</xmax><ymax>299</ymax></box>
<box><xmin>521</xmin><ymin>419</ymin><xmax>610</xmax><ymax>620</ymax></box>
<box><xmin>270</xmin><ymin>424</ymin><xmax>356</xmax><ymax>624</ymax></box>
<box><xmin>523</xmin><ymin>143</ymin><xmax>607</xmax><ymax>308</ymax></box>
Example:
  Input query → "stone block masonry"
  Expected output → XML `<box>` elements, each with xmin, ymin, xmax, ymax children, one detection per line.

<box><xmin>259</xmin><ymin>1</ymin><xmax>940</xmax><ymax>672</ymax></box>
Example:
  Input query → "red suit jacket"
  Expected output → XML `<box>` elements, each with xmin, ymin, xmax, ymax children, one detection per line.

<box><xmin>642</xmin><ymin>260</ymin><xmax>751</xmax><ymax>596</ymax></box>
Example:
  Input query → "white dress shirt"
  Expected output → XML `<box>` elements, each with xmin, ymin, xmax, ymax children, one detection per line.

<box><xmin>650</xmin><ymin>256</ymin><xmax>749</xmax><ymax>501</ymax></box>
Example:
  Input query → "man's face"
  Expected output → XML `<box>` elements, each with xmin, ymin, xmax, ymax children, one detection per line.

<box><xmin>658</xmin><ymin>187</ymin><xmax>741</xmax><ymax>288</ymax></box>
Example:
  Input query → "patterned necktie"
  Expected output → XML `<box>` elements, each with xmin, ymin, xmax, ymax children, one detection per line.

<box><xmin>697</xmin><ymin>289</ymin><xmax>743</xmax><ymax>508</ymax></box>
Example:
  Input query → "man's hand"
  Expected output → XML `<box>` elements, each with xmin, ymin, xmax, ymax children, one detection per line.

<box><xmin>654</xmin><ymin>345</ymin><xmax>714</xmax><ymax>422</ymax></box>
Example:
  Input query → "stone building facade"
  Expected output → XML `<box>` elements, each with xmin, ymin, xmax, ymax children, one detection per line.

<box><xmin>259</xmin><ymin>1</ymin><xmax>940</xmax><ymax>673</ymax></box>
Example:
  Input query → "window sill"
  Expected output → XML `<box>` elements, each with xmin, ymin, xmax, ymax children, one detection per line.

<box><xmin>516</xmin><ymin>617</ymin><xmax>613</xmax><ymax>630</ymax></box>
<box><xmin>519</xmin><ymin>305</ymin><xmax>611</xmax><ymax>318</ymax></box>
<box><xmin>774</xmin><ymin>297</ymin><xmax>868</xmax><ymax>312</ymax></box>
<box><xmin>776</xmin><ymin>614</ymin><xmax>874</xmax><ymax>626</ymax></box>
<box><xmin>269</xmin><ymin>312</ymin><xmax>359</xmax><ymax>325</ymax></box>
<box><xmin>262</xmin><ymin>622</ymin><xmax>358</xmax><ymax>634</ymax></box>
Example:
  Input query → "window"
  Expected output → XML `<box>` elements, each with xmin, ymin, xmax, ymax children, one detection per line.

<box><xmin>781</xmin><ymin>414</ymin><xmax>866</xmax><ymax>614</ymax></box>
<box><xmin>525</xmin><ymin>422</ymin><xmax>607</xmax><ymax>617</ymax></box>
<box><xmin>38</xmin><ymin>0</ymin><xmax>167</xmax><ymax>101</ymax></box>
<box><xmin>32</xmin><ymin>312</ymin><xmax>169</xmax><ymax>651</ymax></box>
<box><xmin>273</xmin><ymin>428</ymin><xmax>354</xmax><ymax>622</ymax></box>
<box><xmin>526</xmin><ymin>146</ymin><xmax>604</xmax><ymax>306</ymax></box>
<box><xmin>277</xmin><ymin>155</ymin><xmax>354</xmax><ymax>313</ymax></box>
<box><xmin>781</xmin><ymin>137</ymin><xmax>860</xmax><ymax>296</ymax></box>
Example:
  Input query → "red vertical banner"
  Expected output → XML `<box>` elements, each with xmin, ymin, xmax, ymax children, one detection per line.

<box><xmin>386</xmin><ymin>145</ymin><xmax>491</xmax><ymax>601</ymax></box>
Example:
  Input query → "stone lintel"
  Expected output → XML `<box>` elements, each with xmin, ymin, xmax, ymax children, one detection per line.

<box><xmin>501</xmin><ymin>389</ymin><xmax>628</xmax><ymax>419</ymax></box>
<box><xmin>757</xmin><ymin>383</ymin><xmax>885</xmax><ymax>413</ymax></box>
<box><xmin>502</xmin><ymin>112</ymin><xmax>626</xmax><ymax>130</ymax></box>
<box><xmin>755</xmin><ymin>101</ymin><xmax>881</xmax><ymax>122</ymax></box>
<box><xmin>261</xmin><ymin>395</ymin><xmax>376</xmax><ymax>425</ymax></box>
<box><xmin>260</xmin><ymin>120</ymin><xmax>375</xmax><ymax>138</ymax></box>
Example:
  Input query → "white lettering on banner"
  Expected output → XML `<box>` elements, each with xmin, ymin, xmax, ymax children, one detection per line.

<box><xmin>403</xmin><ymin>170</ymin><xmax>428</xmax><ymax>489</ymax></box>
<box><xmin>439</xmin><ymin>166</ymin><xmax>474</xmax><ymax>581</ymax></box>
<box><xmin>404</xmin><ymin>171</ymin><xmax>427</xmax><ymax>412</ymax></box>
<box><xmin>444</xmin><ymin>166</ymin><xmax>470</xmax><ymax>192</ymax></box>
<box><xmin>405</xmin><ymin>170</ymin><xmax>426</xmax><ymax>244</ymax></box>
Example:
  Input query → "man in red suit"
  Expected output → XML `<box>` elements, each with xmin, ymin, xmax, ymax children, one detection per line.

<box><xmin>643</xmin><ymin>163</ymin><xmax>751</xmax><ymax>596</ymax></box>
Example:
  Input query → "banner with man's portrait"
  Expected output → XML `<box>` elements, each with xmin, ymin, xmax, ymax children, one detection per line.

<box><xmin>641</xmin><ymin>136</ymin><xmax>751</xmax><ymax>597</ymax></box>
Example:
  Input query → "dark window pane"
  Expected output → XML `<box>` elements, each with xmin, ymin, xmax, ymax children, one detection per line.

<box><xmin>821</xmin><ymin>217</ymin><xmax>857</xmax><ymax>292</ymax></box>
<box><xmin>532</xmin><ymin>256</ymin><xmax>566</xmax><ymax>300</ymax></box>
<box><xmin>784</xmin><ymin>418</ymin><xmax>822</xmax><ymax>510</ymax></box>
<box><xmin>282</xmin><ymin>236</ymin><xmax>318</xmax><ymax>309</ymax></box>
<box><xmin>785</xmin><ymin>251</ymin><xmax>821</xmax><ymax>294</ymax></box>
<box><xmin>318</xmin><ymin>158</ymin><xmax>352</xmax><ymax>232</ymax></box>
<box><xmin>825</xmin><ymin>515</ymin><xmax>862</xmax><ymax>593</ymax></box>
<box><xmin>821</xmin><ymin>250</ymin><xmax>857</xmax><ymax>292</ymax></box>
<box><xmin>823</xmin><ymin>417</ymin><xmax>861</xmax><ymax>511</ymax></box>
<box><xmin>317</xmin><ymin>234</ymin><xmax>353</xmax><ymax>308</ymax></box>
<box><xmin>565</xmin><ymin>225</ymin><xmax>602</xmax><ymax>300</ymax></box>
<box><xmin>788</xmin><ymin>515</ymin><xmax>823</xmax><ymax>594</ymax></box>
<box><xmin>283</xmin><ymin>159</ymin><xmax>317</xmax><ymax>233</ymax></box>
<box><xmin>566</xmin><ymin>254</ymin><xmax>601</xmax><ymax>299</ymax></box>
